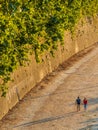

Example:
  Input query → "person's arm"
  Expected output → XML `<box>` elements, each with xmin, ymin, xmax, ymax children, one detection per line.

<box><xmin>86</xmin><ymin>100</ymin><xmax>88</xmax><ymax>104</ymax></box>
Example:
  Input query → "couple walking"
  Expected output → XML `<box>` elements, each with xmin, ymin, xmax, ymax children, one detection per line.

<box><xmin>76</xmin><ymin>96</ymin><xmax>88</xmax><ymax>112</ymax></box>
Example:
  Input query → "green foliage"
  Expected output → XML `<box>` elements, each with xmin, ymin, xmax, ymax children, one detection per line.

<box><xmin>0</xmin><ymin>0</ymin><xmax>98</xmax><ymax>96</ymax></box>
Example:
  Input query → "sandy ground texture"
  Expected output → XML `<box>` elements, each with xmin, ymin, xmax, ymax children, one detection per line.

<box><xmin>0</xmin><ymin>43</ymin><xmax>98</xmax><ymax>130</ymax></box>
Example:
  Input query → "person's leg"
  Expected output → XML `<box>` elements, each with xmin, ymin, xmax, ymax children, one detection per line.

<box><xmin>84</xmin><ymin>104</ymin><xmax>87</xmax><ymax>110</ymax></box>
<box><xmin>85</xmin><ymin>104</ymin><xmax>87</xmax><ymax>110</ymax></box>
<box><xmin>77</xmin><ymin>105</ymin><xmax>80</xmax><ymax>111</ymax></box>
<box><xmin>77</xmin><ymin>104</ymin><xmax>79</xmax><ymax>111</ymax></box>
<box><xmin>79</xmin><ymin>104</ymin><xmax>80</xmax><ymax>111</ymax></box>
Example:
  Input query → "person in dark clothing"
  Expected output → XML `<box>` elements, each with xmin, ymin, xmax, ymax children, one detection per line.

<box><xmin>83</xmin><ymin>97</ymin><xmax>88</xmax><ymax>110</ymax></box>
<box><xmin>76</xmin><ymin>96</ymin><xmax>81</xmax><ymax>112</ymax></box>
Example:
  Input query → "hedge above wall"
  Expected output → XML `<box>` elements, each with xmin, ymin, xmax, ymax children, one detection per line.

<box><xmin>0</xmin><ymin>0</ymin><xmax>98</xmax><ymax>96</ymax></box>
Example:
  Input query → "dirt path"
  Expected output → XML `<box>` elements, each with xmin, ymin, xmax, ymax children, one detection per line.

<box><xmin>0</xmin><ymin>44</ymin><xmax>98</xmax><ymax>130</ymax></box>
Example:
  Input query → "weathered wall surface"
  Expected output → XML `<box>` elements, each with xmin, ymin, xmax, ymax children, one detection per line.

<box><xmin>0</xmin><ymin>18</ymin><xmax>98</xmax><ymax>120</ymax></box>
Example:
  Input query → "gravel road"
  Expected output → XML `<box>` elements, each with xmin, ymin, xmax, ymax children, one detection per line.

<box><xmin>0</xmin><ymin>44</ymin><xmax>98</xmax><ymax>130</ymax></box>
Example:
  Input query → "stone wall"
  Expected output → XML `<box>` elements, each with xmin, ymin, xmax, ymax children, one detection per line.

<box><xmin>0</xmin><ymin>17</ymin><xmax>98</xmax><ymax>120</ymax></box>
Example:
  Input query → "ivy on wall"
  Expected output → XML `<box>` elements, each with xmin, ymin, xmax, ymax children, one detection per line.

<box><xmin>0</xmin><ymin>0</ymin><xmax>98</xmax><ymax>96</ymax></box>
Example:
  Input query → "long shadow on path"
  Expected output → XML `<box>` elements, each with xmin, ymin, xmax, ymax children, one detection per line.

<box><xmin>79</xmin><ymin>107</ymin><xmax>98</xmax><ymax>130</ymax></box>
<box><xmin>88</xmin><ymin>97</ymin><xmax>98</xmax><ymax>106</ymax></box>
<box><xmin>13</xmin><ymin>111</ymin><xmax>78</xmax><ymax>128</ymax></box>
<box><xmin>79</xmin><ymin>124</ymin><xmax>98</xmax><ymax>130</ymax></box>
